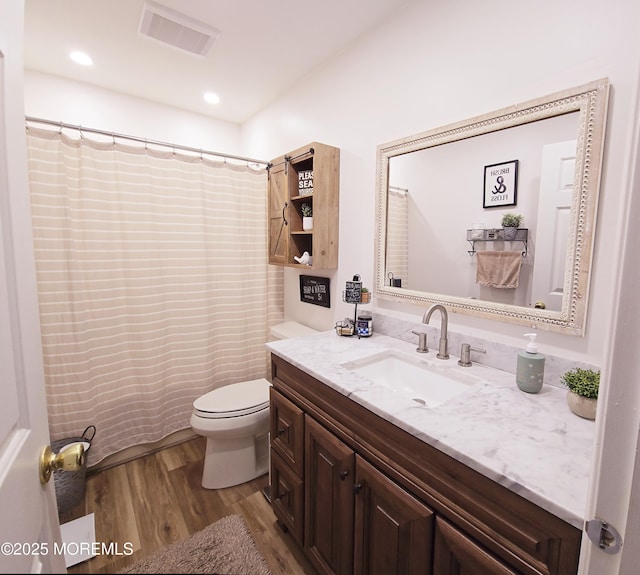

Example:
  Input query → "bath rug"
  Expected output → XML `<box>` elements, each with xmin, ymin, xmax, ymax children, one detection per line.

<box><xmin>118</xmin><ymin>514</ymin><xmax>271</xmax><ymax>574</ymax></box>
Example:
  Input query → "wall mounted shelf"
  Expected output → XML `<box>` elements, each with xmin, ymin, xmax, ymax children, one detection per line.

<box><xmin>466</xmin><ymin>228</ymin><xmax>528</xmax><ymax>257</ymax></box>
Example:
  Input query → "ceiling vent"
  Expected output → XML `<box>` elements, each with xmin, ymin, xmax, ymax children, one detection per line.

<box><xmin>138</xmin><ymin>1</ymin><xmax>220</xmax><ymax>57</ymax></box>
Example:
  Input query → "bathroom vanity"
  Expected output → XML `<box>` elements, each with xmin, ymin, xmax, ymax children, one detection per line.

<box><xmin>267</xmin><ymin>331</ymin><xmax>593</xmax><ymax>575</ymax></box>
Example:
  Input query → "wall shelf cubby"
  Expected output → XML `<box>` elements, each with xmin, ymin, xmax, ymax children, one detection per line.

<box><xmin>267</xmin><ymin>142</ymin><xmax>340</xmax><ymax>269</ymax></box>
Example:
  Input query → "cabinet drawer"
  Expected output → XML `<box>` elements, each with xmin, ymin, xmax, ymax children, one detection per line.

<box><xmin>271</xmin><ymin>449</ymin><xmax>304</xmax><ymax>545</ymax></box>
<box><xmin>270</xmin><ymin>388</ymin><xmax>305</xmax><ymax>476</ymax></box>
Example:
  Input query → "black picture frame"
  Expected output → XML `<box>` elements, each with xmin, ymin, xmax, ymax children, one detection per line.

<box><xmin>299</xmin><ymin>275</ymin><xmax>330</xmax><ymax>308</ymax></box>
<box><xmin>483</xmin><ymin>159</ymin><xmax>518</xmax><ymax>208</ymax></box>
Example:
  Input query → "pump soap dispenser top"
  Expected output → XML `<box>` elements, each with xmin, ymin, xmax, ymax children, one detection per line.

<box><xmin>516</xmin><ymin>333</ymin><xmax>545</xmax><ymax>394</ymax></box>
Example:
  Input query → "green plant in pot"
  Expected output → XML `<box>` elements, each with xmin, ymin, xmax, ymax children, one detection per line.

<box><xmin>501</xmin><ymin>212</ymin><xmax>523</xmax><ymax>240</ymax></box>
<box><xmin>301</xmin><ymin>202</ymin><xmax>313</xmax><ymax>231</ymax></box>
<box><xmin>562</xmin><ymin>367</ymin><xmax>600</xmax><ymax>420</ymax></box>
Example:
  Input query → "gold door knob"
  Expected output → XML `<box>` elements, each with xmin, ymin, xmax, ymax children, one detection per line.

<box><xmin>39</xmin><ymin>444</ymin><xmax>85</xmax><ymax>484</ymax></box>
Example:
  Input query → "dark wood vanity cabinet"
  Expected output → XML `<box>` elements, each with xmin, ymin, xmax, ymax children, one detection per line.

<box><xmin>269</xmin><ymin>354</ymin><xmax>581</xmax><ymax>575</ymax></box>
<box><xmin>353</xmin><ymin>456</ymin><xmax>434</xmax><ymax>575</ymax></box>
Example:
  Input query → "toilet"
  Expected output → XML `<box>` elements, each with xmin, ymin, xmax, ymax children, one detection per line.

<box><xmin>190</xmin><ymin>321</ymin><xmax>318</xmax><ymax>489</ymax></box>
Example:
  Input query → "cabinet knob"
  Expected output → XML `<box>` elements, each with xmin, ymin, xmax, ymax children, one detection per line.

<box><xmin>277</xmin><ymin>428</ymin><xmax>286</xmax><ymax>436</ymax></box>
<box><xmin>340</xmin><ymin>470</ymin><xmax>349</xmax><ymax>480</ymax></box>
<box><xmin>353</xmin><ymin>482</ymin><xmax>362</xmax><ymax>494</ymax></box>
<box><xmin>276</xmin><ymin>488</ymin><xmax>289</xmax><ymax>500</ymax></box>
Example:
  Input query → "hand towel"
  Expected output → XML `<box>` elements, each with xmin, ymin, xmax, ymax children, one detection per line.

<box><xmin>475</xmin><ymin>250</ymin><xmax>522</xmax><ymax>289</ymax></box>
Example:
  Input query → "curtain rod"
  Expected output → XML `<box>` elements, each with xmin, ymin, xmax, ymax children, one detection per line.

<box><xmin>25</xmin><ymin>116</ymin><xmax>269</xmax><ymax>167</ymax></box>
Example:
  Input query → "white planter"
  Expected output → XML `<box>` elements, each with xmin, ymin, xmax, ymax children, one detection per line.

<box><xmin>566</xmin><ymin>390</ymin><xmax>597</xmax><ymax>420</ymax></box>
<box><xmin>303</xmin><ymin>216</ymin><xmax>313</xmax><ymax>231</ymax></box>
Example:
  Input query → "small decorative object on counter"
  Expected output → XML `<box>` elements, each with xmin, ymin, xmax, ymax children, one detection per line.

<box><xmin>335</xmin><ymin>317</ymin><xmax>354</xmax><ymax>336</ymax></box>
<box><xmin>516</xmin><ymin>333</ymin><xmax>545</xmax><ymax>393</ymax></box>
<box><xmin>360</xmin><ymin>287</ymin><xmax>371</xmax><ymax>303</ymax></box>
<box><xmin>356</xmin><ymin>311</ymin><xmax>373</xmax><ymax>337</ymax></box>
<box><xmin>562</xmin><ymin>367</ymin><xmax>600</xmax><ymax>420</ymax></box>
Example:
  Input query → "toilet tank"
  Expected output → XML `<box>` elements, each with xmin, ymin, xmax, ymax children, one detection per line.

<box><xmin>269</xmin><ymin>321</ymin><xmax>318</xmax><ymax>341</ymax></box>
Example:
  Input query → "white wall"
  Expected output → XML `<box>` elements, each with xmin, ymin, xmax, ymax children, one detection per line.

<box><xmin>22</xmin><ymin>1</ymin><xmax>640</xmax><ymax>364</ymax></box>
<box><xmin>241</xmin><ymin>0</ymin><xmax>640</xmax><ymax>368</ymax></box>
<box><xmin>25</xmin><ymin>71</ymin><xmax>242</xmax><ymax>155</ymax></box>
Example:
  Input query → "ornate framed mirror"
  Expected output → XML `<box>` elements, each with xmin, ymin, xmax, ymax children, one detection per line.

<box><xmin>374</xmin><ymin>78</ymin><xmax>609</xmax><ymax>335</ymax></box>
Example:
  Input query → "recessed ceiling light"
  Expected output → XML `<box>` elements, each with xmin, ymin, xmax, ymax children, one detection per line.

<box><xmin>203</xmin><ymin>92</ymin><xmax>220</xmax><ymax>105</ymax></box>
<box><xmin>69</xmin><ymin>51</ymin><xmax>93</xmax><ymax>66</ymax></box>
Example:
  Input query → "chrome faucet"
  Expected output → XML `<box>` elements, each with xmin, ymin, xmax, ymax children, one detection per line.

<box><xmin>458</xmin><ymin>343</ymin><xmax>486</xmax><ymax>367</ymax></box>
<box><xmin>422</xmin><ymin>304</ymin><xmax>449</xmax><ymax>359</ymax></box>
<box><xmin>411</xmin><ymin>330</ymin><xmax>428</xmax><ymax>353</ymax></box>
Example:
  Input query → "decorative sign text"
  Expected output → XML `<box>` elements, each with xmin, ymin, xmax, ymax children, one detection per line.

<box><xmin>298</xmin><ymin>170</ymin><xmax>313</xmax><ymax>196</ymax></box>
<box><xmin>300</xmin><ymin>275</ymin><xmax>330</xmax><ymax>308</ymax></box>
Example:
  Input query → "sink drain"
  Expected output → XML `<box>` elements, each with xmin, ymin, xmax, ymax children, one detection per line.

<box><xmin>413</xmin><ymin>398</ymin><xmax>426</xmax><ymax>405</ymax></box>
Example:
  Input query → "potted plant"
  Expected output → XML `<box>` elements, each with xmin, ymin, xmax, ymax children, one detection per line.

<box><xmin>561</xmin><ymin>367</ymin><xmax>600</xmax><ymax>420</ymax></box>
<box><xmin>501</xmin><ymin>213</ymin><xmax>523</xmax><ymax>240</ymax></box>
<box><xmin>360</xmin><ymin>287</ymin><xmax>371</xmax><ymax>304</ymax></box>
<box><xmin>301</xmin><ymin>202</ymin><xmax>313</xmax><ymax>231</ymax></box>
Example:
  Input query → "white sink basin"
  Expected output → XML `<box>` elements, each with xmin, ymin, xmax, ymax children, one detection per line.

<box><xmin>344</xmin><ymin>349</ymin><xmax>477</xmax><ymax>407</ymax></box>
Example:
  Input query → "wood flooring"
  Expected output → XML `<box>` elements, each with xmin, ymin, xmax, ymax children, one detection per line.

<box><xmin>60</xmin><ymin>436</ymin><xmax>316</xmax><ymax>574</ymax></box>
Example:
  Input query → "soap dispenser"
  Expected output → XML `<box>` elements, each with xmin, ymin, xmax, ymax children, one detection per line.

<box><xmin>516</xmin><ymin>333</ymin><xmax>545</xmax><ymax>393</ymax></box>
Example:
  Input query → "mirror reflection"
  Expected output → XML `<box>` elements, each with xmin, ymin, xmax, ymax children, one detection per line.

<box><xmin>375</xmin><ymin>79</ymin><xmax>609</xmax><ymax>335</ymax></box>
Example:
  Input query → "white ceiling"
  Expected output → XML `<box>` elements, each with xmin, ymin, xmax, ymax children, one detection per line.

<box><xmin>24</xmin><ymin>0</ymin><xmax>410</xmax><ymax>124</ymax></box>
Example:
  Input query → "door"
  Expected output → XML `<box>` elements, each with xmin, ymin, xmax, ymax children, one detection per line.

<box><xmin>353</xmin><ymin>456</ymin><xmax>433</xmax><ymax>575</ymax></box>
<box><xmin>305</xmin><ymin>416</ymin><xmax>355</xmax><ymax>575</ymax></box>
<box><xmin>0</xmin><ymin>5</ymin><xmax>65</xmax><ymax>572</ymax></box>
<box><xmin>268</xmin><ymin>160</ymin><xmax>289</xmax><ymax>265</ymax></box>
<box><xmin>530</xmin><ymin>140</ymin><xmax>576</xmax><ymax>312</ymax></box>
<box><xmin>433</xmin><ymin>518</ymin><xmax>517</xmax><ymax>575</ymax></box>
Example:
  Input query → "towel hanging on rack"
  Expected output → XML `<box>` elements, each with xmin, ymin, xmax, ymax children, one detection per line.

<box><xmin>475</xmin><ymin>250</ymin><xmax>523</xmax><ymax>289</ymax></box>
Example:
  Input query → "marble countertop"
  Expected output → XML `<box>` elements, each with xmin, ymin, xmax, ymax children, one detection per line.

<box><xmin>267</xmin><ymin>330</ymin><xmax>595</xmax><ymax>530</ymax></box>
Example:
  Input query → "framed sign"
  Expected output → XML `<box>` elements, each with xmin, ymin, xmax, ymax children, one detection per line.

<box><xmin>483</xmin><ymin>159</ymin><xmax>518</xmax><ymax>208</ymax></box>
<box><xmin>344</xmin><ymin>280</ymin><xmax>362</xmax><ymax>303</ymax></box>
<box><xmin>298</xmin><ymin>169</ymin><xmax>313</xmax><ymax>196</ymax></box>
<box><xmin>300</xmin><ymin>275</ymin><xmax>330</xmax><ymax>307</ymax></box>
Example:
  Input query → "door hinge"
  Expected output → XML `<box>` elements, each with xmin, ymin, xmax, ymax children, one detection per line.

<box><xmin>585</xmin><ymin>518</ymin><xmax>623</xmax><ymax>554</ymax></box>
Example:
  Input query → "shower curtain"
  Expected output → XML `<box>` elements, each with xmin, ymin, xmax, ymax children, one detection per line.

<box><xmin>26</xmin><ymin>126</ymin><xmax>283</xmax><ymax>465</ymax></box>
<box><xmin>386</xmin><ymin>187</ymin><xmax>409</xmax><ymax>287</ymax></box>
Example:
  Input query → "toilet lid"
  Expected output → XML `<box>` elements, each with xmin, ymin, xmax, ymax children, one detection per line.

<box><xmin>193</xmin><ymin>378</ymin><xmax>271</xmax><ymax>418</ymax></box>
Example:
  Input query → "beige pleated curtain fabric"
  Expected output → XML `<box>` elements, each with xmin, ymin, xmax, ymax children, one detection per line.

<box><xmin>26</xmin><ymin>127</ymin><xmax>283</xmax><ymax>465</ymax></box>
<box><xmin>385</xmin><ymin>188</ymin><xmax>409</xmax><ymax>287</ymax></box>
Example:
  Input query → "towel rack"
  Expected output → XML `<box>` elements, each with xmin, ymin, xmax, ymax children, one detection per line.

<box><xmin>466</xmin><ymin>228</ymin><xmax>528</xmax><ymax>257</ymax></box>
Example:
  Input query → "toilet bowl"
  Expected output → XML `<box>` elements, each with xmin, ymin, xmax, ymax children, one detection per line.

<box><xmin>191</xmin><ymin>321</ymin><xmax>317</xmax><ymax>489</ymax></box>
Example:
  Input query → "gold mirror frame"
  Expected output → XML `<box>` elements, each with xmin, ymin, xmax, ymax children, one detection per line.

<box><xmin>374</xmin><ymin>79</ymin><xmax>609</xmax><ymax>335</ymax></box>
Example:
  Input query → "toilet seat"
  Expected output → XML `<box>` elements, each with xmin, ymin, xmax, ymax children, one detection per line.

<box><xmin>193</xmin><ymin>378</ymin><xmax>271</xmax><ymax>419</ymax></box>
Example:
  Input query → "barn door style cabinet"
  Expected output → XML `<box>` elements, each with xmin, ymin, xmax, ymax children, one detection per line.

<box><xmin>269</xmin><ymin>354</ymin><xmax>581</xmax><ymax>575</ymax></box>
<box><xmin>267</xmin><ymin>142</ymin><xmax>340</xmax><ymax>269</ymax></box>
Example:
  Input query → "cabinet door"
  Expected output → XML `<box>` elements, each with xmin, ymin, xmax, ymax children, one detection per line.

<box><xmin>434</xmin><ymin>517</ymin><xmax>519</xmax><ymax>575</ymax></box>
<box><xmin>270</xmin><ymin>388</ymin><xmax>304</xmax><ymax>476</ymax></box>
<box><xmin>305</xmin><ymin>415</ymin><xmax>355</xmax><ymax>575</ymax></box>
<box><xmin>354</xmin><ymin>456</ymin><xmax>434</xmax><ymax>575</ymax></box>
<box><xmin>271</xmin><ymin>449</ymin><xmax>305</xmax><ymax>545</ymax></box>
<box><xmin>268</xmin><ymin>160</ymin><xmax>289</xmax><ymax>265</ymax></box>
